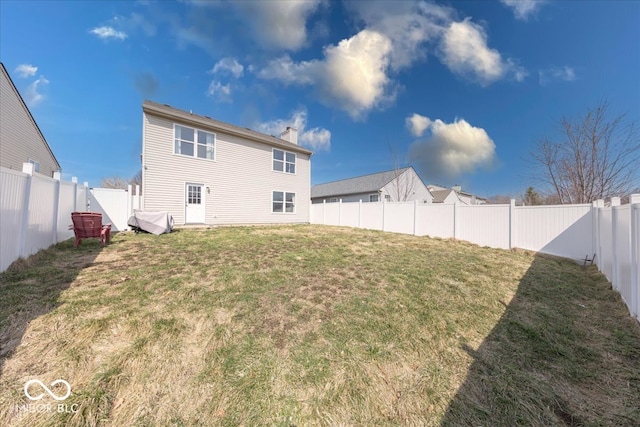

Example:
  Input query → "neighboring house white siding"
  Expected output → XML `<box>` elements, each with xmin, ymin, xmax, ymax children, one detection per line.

<box><xmin>142</xmin><ymin>104</ymin><xmax>311</xmax><ymax>225</ymax></box>
<box><xmin>0</xmin><ymin>63</ymin><xmax>59</xmax><ymax>177</ymax></box>
<box><xmin>380</xmin><ymin>168</ymin><xmax>433</xmax><ymax>203</ymax></box>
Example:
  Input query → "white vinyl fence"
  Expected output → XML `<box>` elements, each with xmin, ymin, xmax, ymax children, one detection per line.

<box><xmin>311</xmin><ymin>196</ymin><xmax>640</xmax><ymax>321</ymax></box>
<box><xmin>1</xmin><ymin>163</ymin><xmax>140</xmax><ymax>272</ymax></box>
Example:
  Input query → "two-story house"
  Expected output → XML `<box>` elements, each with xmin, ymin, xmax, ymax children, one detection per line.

<box><xmin>0</xmin><ymin>62</ymin><xmax>60</xmax><ymax>177</ymax></box>
<box><xmin>141</xmin><ymin>101</ymin><xmax>312</xmax><ymax>225</ymax></box>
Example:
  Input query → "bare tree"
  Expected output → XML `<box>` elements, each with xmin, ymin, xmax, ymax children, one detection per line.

<box><xmin>388</xmin><ymin>145</ymin><xmax>418</xmax><ymax>202</ymax></box>
<box><xmin>532</xmin><ymin>101</ymin><xmax>640</xmax><ymax>204</ymax></box>
<box><xmin>101</xmin><ymin>170</ymin><xmax>142</xmax><ymax>194</ymax></box>
<box><xmin>486</xmin><ymin>194</ymin><xmax>516</xmax><ymax>204</ymax></box>
<box><xmin>100</xmin><ymin>176</ymin><xmax>129</xmax><ymax>189</ymax></box>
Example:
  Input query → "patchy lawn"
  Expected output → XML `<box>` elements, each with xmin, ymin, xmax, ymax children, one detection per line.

<box><xmin>0</xmin><ymin>225</ymin><xmax>638</xmax><ymax>426</ymax></box>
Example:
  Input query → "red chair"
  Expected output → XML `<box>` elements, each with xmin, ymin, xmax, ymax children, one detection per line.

<box><xmin>69</xmin><ymin>212</ymin><xmax>112</xmax><ymax>247</ymax></box>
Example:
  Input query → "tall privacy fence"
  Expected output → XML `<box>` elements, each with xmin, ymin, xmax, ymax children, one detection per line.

<box><xmin>1</xmin><ymin>163</ymin><xmax>140</xmax><ymax>272</ymax></box>
<box><xmin>311</xmin><ymin>196</ymin><xmax>640</xmax><ymax>321</ymax></box>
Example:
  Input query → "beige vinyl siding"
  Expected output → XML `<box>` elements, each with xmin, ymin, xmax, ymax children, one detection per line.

<box><xmin>0</xmin><ymin>66</ymin><xmax>59</xmax><ymax>177</ymax></box>
<box><xmin>142</xmin><ymin>112</ymin><xmax>310</xmax><ymax>225</ymax></box>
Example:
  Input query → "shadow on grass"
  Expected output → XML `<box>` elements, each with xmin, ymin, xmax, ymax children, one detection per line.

<box><xmin>441</xmin><ymin>254</ymin><xmax>640</xmax><ymax>426</ymax></box>
<box><xmin>0</xmin><ymin>239</ymin><xmax>105</xmax><ymax>379</ymax></box>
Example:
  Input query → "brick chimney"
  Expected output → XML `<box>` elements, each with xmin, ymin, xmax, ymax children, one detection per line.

<box><xmin>280</xmin><ymin>127</ymin><xmax>298</xmax><ymax>145</ymax></box>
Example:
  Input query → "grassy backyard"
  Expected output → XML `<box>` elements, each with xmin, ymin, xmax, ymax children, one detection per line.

<box><xmin>0</xmin><ymin>225</ymin><xmax>639</xmax><ymax>426</ymax></box>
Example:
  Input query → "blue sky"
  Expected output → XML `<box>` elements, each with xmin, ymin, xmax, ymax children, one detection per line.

<box><xmin>1</xmin><ymin>0</ymin><xmax>638</xmax><ymax>197</ymax></box>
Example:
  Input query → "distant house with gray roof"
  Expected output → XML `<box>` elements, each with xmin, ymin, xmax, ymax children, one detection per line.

<box><xmin>427</xmin><ymin>184</ymin><xmax>486</xmax><ymax>205</ymax></box>
<box><xmin>311</xmin><ymin>167</ymin><xmax>433</xmax><ymax>204</ymax></box>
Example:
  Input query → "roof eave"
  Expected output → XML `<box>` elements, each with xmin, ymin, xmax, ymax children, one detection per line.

<box><xmin>142</xmin><ymin>101</ymin><xmax>313</xmax><ymax>156</ymax></box>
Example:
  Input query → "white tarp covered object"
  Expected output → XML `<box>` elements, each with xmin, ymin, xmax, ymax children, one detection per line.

<box><xmin>127</xmin><ymin>210</ymin><xmax>174</xmax><ymax>235</ymax></box>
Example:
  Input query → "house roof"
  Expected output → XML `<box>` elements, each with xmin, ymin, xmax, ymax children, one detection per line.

<box><xmin>430</xmin><ymin>189</ymin><xmax>454</xmax><ymax>203</ymax></box>
<box><xmin>142</xmin><ymin>100</ymin><xmax>313</xmax><ymax>156</ymax></box>
<box><xmin>311</xmin><ymin>167</ymin><xmax>412</xmax><ymax>199</ymax></box>
<box><xmin>0</xmin><ymin>62</ymin><xmax>61</xmax><ymax>170</ymax></box>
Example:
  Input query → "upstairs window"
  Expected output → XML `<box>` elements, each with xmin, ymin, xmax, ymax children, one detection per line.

<box><xmin>369</xmin><ymin>194</ymin><xmax>379</xmax><ymax>202</ymax></box>
<box><xmin>273</xmin><ymin>149</ymin><xmax>296</xmax><ymax>174</ymax></box>
<box><xmin>175</xmin><ymin>125</ymin><xmax>215</xmax><ymax>160</ymax></box>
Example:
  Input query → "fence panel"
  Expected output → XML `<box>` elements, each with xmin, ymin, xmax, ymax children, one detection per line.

<box><xmin>340</xmin><ymin>202</ymin><xmax>360</xmax><ymax>228</ymax></box>
<box><xmin>613</xmin><ymin>205</ymin><xmax>632</xmax><ymax>307</ymax></box>
<box><xmin>24</xmin><ymin>174</ymin><xmax>57</xmax><ymax>258</ymax></box>
<box><xmin>384</xmin><ymin>202</ymin><xmax>415</xmax><ymax>234</ymax></box>
<box><xmin>90</xmin><ymin>188</ymin><xmax>131</xmax><ymax>231</ymax></box>
<box><xmin>323</xmin><ymin>203</ymin><xmax>341</xmax><ymax>226</ymax></box>
<box><xmin>598</xmin><ymin>207</ymin><xmax>614</xmax><ymax>282</ymax></box>
<box><xmin>515</xmin><ymin>204</ymin><xmax>593</xmax><ymax>260</ymax></box>
<box><xmin>57</xmin><ymin>181</ymin><xmax>77</xmax><ymax>241</ymax></box>
<box><xmin>310</xmin><ymin>203</ymin><xmax>322</xmax><ymax>224</ymax></box>
<box><xmin>360</xmin><ymin>203</ymin><xmax>383</xmax><ymax>230</ymax></box>
<box><xmin>457</xmin><ymin>204</ymin><xmax>510</xmax><ymax>249</ymax></box>
<box><xmin>634</xmin><ymin>205</ymin><xmax>640</xmax><ymax>318</ymax></box>
<box><xmin>415</xmin><ymin>204</ymin><xmax>454</xmax><ymax>238</ymax></box>
<box><xmin>76</xmin><ymin>184</ymin><xmax>88</xmax><ymax>211</ymax></box>
<box><xmin>0</xmin><ymin>168</ymin><xmax>28</xmax><ymax>271</ymax></box>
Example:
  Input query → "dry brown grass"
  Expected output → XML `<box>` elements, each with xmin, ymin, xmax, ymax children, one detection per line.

<box><xmin>0</xmin><ymin>225</ymin><xmax>638</xmax><ymax>426</ymax></box>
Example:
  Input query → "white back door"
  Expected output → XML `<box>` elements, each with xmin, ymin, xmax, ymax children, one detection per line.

<box><xmin>185</xmin><ymin>183</ymin><xmax>205</xmax><ymax>223</ymax></box>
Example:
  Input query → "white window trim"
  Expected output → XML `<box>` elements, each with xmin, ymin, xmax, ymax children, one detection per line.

<box><xmin>272</xmin><ymin>148</ymin><xmax>296</xmax><ymax>175</ymax></box>
<box><xmin>173</xmin><ymin>123</ymin><xmax>217</xmax><ymax>161</ymax></box>
<box><xmin>272</xmin><ymin>190</ymin><xmax>296</xmax><ymax>214</ymax></box>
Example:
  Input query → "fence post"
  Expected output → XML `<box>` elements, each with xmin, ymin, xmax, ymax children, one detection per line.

<box><xmin>339</xmin><ymin>199</ymin><xmax>342</xmax><ymax>226</ymax></box>
<box><xmin>18</xmin><ymin>163</ymin><xmax>34</xmax><ymax>259</ymax></box>
<box><xmin>382</xmin><ymin>198</ymin><xmax>386</xmax><ymax>232</ymax></box>
<box><xmin>611</xmin><ymin>197</ymin><xmax>621</xmax><ymax>290</ymax></box>
<box><xmin>127</xmin><ymin>184</ymin><xmax>133</xmax><ymax>228</ymax></box>
<box><xmin>509</xmin><ymin>199</ymin><xmax>516</xmax><ymax>249</ymax></box>
<box><xmin>135</xmin><ymin>185</ymin><xmax>141</xmax><ymax>210</ymax></box>
<box><xmin>71</xmin><ymin>177</ymin><xmax>78</xmax><ymax>211</ymax></box>
<box><xmin>358</xmin><ymin>199</ymin><xmax>362</xmax><ymax>228</ymax></box>
<box><xmin>453</xmin><ymin>202</ymin><xmax>458</xmax><ymax>240</ymax></box>
<box><xmin>593</xmin><ymin>200</ymin><xmax>602</xmax><ymax>270</ymax></box>
<box><xmin>413</xmin><ymin>200</ymin><xmax>418</xmax><ymax>236</ymax></box>
<box><xmin>629</xmin><ymin>194</ymin><xmax>640</xmax><ymax>319</ymax></box>
<box><xmin>52</xmin><ymin>172</ymin><xmax>61</xmax><ymax>245</ymax></box>
<box><xmin>84</xmin><ymin>182</ymin><xmax>90</xmax><ymax>211</ymax></box>
<box><xmin>322</xmin><ymin>199</ymin><xmax>326</xmax><ymax>225</ymax></box>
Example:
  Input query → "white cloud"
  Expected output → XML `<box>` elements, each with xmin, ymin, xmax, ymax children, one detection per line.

<box><xmin>206</xmin><ymin>80</ymin><xmax>232</xmax><ymax>102</ymax></box>
<box><xmin>408</xmin><ymin>116</ymin><xmax>497</xmax><ymax>179</ymax></box>
<box><xmin>24</xmin><ymin>76</ymin><xmax>49</xmax><ymax>106</ymax></box>
<box><xmin>235</xmin><ymin>0</ymin><xmax>323</xmax><ymax>50</ymax></box>
<box><xmin>259</xmin><ymin>29</ymin><xmax>394</xmax><ymax>119</ymax></box>
<box><xmin>254</xmin><ymin>109</ymin><xmax>331</xmax><ymax>151</ymax></box>
<box><xmin>501</xmin><ymin>0</ymin><xmax>546</xmax><ymax>21</ymax></box>
<box><xmin>300</xmin><ymin>127</ymin><xmax>331</xmax><ymax>151</ymax></box>
<box><xmin>439</xmin><ymin>18</ymin><xmax>523</xmax><ymax>86</ymax></box>
<box><xmin>406</xmin><ymin>113</ymin><xmax>433</xmax><ymax>137</ymax></box>
<box><xmin>539</xmin><ymin>66</ymin><xmax>576</xmax><ymax>86</ymax></box>
<box><xmin>210</xmin><ymin>58</ymin><xmax>244</xmax><ymax>78</ymax></box>
<box><xmin>257</xmin><ymin>55</ymin><xmax>317</xmax><ymax>85</ymax></box>
<box><xmin>15</xmin><ymin>64</ymin><xmax>38</xmax><ymax>78</ymax></box>
<box><xmin>89</xmin><ymin>26</ymin><xmax>128</xmax><ymax>40</ymax></box>
<box><xmin>186</xmin><ymin>0</ymin><xmax>323</xmax><ymax>51</ymax></box>
<box><xmin>344</xmin><ymin>1</ymin><xmax>452</xmax><ymax>71</ymax></box>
